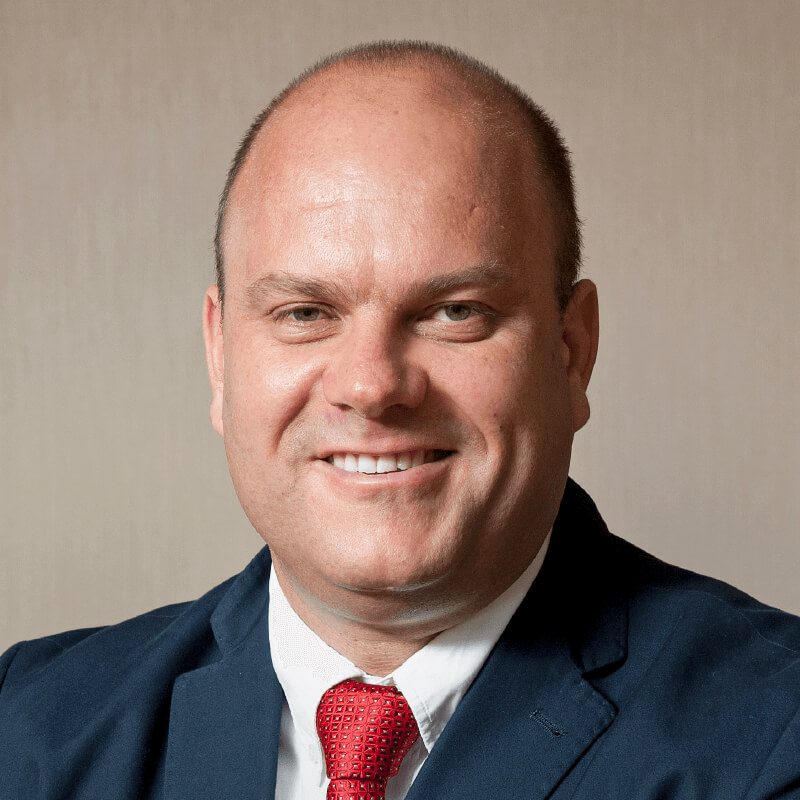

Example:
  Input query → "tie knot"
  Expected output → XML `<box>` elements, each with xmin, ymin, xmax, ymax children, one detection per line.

<box><xmin>316</xmin><ymin>679</ymin><xmax>420</xmax><ymax>800</ymax></box>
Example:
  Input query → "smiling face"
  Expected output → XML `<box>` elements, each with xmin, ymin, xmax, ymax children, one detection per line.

<box><xmin>204</xmin><ymin>65</ymin><xmax>598</xmax><ymax>633</ymax></box>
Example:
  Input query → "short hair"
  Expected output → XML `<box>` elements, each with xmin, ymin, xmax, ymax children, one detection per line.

<box><xmin>214</xmin><ymin>40</ymin><xmax>582</xmax><ymax>312</ymax></box>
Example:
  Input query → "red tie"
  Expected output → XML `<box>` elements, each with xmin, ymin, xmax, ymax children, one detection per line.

<box><xmin>316</xmin><ymin>679</ymin><xmax>420</xmax><ymax>800</ymax></box>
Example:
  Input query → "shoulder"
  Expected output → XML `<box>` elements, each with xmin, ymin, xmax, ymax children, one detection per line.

<box><xmin>0</xmin><ymin>542</ymin><xmax>279</xmax><ymax>697</ymax></box>
<box><xmin>0</xmin><ymin>585</ymin><xmax>231</xmax><ymax>701</ymax></box>
<box><xmin>0</xmin><ymin>548</ymin><xmax>272</xmax><ymax>796</ymax></box>
<box><xmin>619</xmin><ymin>541</ymin><xmax>800</xmax><ymax>793</ymax></box>
<box><xmin>557</xmin><ymin>482</ymin><xmax>800</xmax><ymax>793</ymax></box>
<box><xmin>1</xmin><ymin>600</ymin><xmax>189</xmax><ymax>691</ymax></box>
<box><xmin>560</xmin><ymin>478</ymin><xmax>800</xmax><ymax>713</ymax></box>
<box><xmin>561</xmin><ymin>479</ymin><xmax>800</xmax><ymax>660</ymax></box>
<box><xmin>0</xmin><ymin>567</ymin><xmax>243</xmax><ymax>762</ymax></box>
<box><xmin>617</xmin><ymin>532</ymin><xmax>800</xmax><ymax>660</ymax></box>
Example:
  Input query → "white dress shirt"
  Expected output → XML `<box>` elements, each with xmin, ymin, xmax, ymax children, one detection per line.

<box><xmin>268</xmin><ymin>531</ymin><xmax>551</xmax><ymax>800</ymax></box>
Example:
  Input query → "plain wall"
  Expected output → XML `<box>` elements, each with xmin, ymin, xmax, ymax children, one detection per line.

<box><xmin>1</xmin><ymin>0</ymin><xmax>798</xmax><ymax>651</ymax></box>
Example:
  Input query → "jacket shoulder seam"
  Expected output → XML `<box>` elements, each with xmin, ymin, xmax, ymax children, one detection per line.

<box><xmin>651</xmin><ymin>585</ymin><xmax>800</xmax><ymax>656</ymax></box>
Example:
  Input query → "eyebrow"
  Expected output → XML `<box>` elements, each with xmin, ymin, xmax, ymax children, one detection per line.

<box><xmin>418</xmin><ymin>261</ymin><xmax>512</xmax><ymax>295</ymax></box>
<box><xmin>245</xmin><ymin>271</ymin><xmax>352</xmax><ymax>306</ymax></box>
<box><xmin>244</xmin><ymin>262</ymin><xmax>513</xmax><ymax>306</ymax></box>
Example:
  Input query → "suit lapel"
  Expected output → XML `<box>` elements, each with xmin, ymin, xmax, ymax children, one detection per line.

<box><xmin>162</xmin><ymin>549</ymin><xmax>284</xmax><ymax>800</ymax></box>
<box><xmin>405</xmin><ymin>621</ymin><xmax>616</xmax><ymax>799</ymax></box>
<box><xmin>405</xmin><ymin>479</ymin><xmax>628</xmax><ymax>800</ymax></box>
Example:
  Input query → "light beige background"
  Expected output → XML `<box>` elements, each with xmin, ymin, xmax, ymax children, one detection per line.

<box><xmin>2</xmin><ymin>0</ymin><xmax>798</xmax><ymax>652</ymax></box>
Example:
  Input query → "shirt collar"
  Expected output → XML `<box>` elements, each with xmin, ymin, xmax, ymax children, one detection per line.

<box><xmin>268</xmin><ymin>531</ymin><xmax>551</xmax><ymax>755</ymax></box>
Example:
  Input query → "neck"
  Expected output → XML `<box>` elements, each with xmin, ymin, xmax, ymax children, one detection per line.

<box><xmin>275</xmin><ymin>567</ymin><xmax>447</xmax><ymax>675</ymax></box>
<box><xmin>270</xmin><ymin>543</ymin><xmax>550</xmax><ymax>676</ymax></box>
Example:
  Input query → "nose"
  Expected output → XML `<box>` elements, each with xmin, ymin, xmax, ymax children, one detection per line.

<box><xmin>322</xmin><ymin>321</ymin><xmax>427</xmax><ymax>418</ymax></box>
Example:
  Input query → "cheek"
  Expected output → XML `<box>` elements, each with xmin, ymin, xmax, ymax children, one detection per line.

<box><xmin>223</xmin><ymin>333</ymin><xmax>324</xmax><ymax>456</ymax></box>
<box><xmin>434</xmin><ymin>337</ymin><xmax>564</xmax><ymax>447</ymax></box>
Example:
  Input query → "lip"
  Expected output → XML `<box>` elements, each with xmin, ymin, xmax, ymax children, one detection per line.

<box><xmin>315</xmin><ymin>444</ymin><xmax>453</xmax><ymax>459</ymax></box>
<box><xmin>311</xmin><ymin>452</ymin><xmax>454</xmax><ymax>496</ymax></box>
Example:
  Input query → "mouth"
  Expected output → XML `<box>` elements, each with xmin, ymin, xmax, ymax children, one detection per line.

<box><xmin>323</xmin><ymin>449</ymin><xmax>454</xmax><ymax>475</ymax></box>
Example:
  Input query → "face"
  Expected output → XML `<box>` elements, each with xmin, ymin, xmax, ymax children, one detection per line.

<box><xmin>204</xmin><ymin>69</ymin><xmax>598</xmax><ymax>631</ymax></box>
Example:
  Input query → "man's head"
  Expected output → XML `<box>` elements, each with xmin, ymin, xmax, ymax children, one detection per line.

<box><xmin>203</xmin><ymin>41</ymin><xmax>599</xmax><ymax>641</ymax></box>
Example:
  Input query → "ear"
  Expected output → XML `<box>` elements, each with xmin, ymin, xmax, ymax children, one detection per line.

<box><xmin>559</xmin><ymin>279</ymin><xmax>599</xmax><ymax>433</ymax></box>
<box><xmin>202</xmin><ymin>285</ymin><xmax>225</xmax><ymax>437</ymax></box>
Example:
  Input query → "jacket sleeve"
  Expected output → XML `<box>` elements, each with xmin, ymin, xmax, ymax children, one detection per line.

<box><xmin>745</xmin><ymin>704</ymin><xmax>800</xmax><ymax>799</ymax></box>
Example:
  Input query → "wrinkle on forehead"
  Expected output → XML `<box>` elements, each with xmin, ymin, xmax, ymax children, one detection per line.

<box><xmin>294</xmin><ymin>197</ymin><xmax>401</xmax><ymax>212</ymax></box>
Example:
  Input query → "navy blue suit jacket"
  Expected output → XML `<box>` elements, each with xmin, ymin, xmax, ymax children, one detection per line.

<box><xmin>2</xmin><ymin>480</ymin><xmax>799</xmax><ymax>798</ymax></box>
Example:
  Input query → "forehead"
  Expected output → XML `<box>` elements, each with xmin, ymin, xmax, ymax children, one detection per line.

<box><xmin>223</xmin><ymin>65</ymin><xmax>555</xmax><ymax>296</ymax></box>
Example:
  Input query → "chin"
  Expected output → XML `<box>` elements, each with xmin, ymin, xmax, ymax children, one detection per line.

<box><xmin>330</xmin><ymin>568</ymin><xmax>441</xmax><ymax>595</ymax></box>
<box><xmin>317</xmin><ymin>528</ymin><xmax>452</xmax><ymax>595</ymax></box>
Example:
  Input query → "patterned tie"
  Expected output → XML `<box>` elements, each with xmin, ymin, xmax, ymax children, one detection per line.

<box><xmin>316</xmin><ymin>678</ymin><xmax>420</xmax><ymax>800</ymax></box>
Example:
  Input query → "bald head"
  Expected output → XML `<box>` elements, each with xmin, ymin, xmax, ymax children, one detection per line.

<box><xmin>215</xmin><ymin>41</ymin><xmax>581</xmax><ymax>311</ymax></box>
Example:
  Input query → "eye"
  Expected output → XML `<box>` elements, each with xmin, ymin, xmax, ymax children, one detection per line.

<box><xmin>432</xmin><ymin>303</ymin><xmax>476</xmax><ymax>322</ymax></box>
<box><xmin>281</xmin><ymin>306</ymin><xmax>324</xmax><ymax>323</ymax></box>
<box><xmin>270</xmin><ymin>304</ymin><xmax>338</xmax><ymax>343</ymax></box>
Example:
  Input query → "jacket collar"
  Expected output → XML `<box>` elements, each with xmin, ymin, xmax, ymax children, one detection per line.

<box><xmin>548</xmin><ymin>478</ymin><xmax>629</xmax><ymax>676</ymax></box>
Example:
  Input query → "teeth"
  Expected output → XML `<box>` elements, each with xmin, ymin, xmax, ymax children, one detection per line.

<box><xmin>357</xmin><ymin>454</ymin><xmax>377</xmax><ymax>474</ymax></box>
<box><xmin>327</xmin><ymin>449</ymin><xmax>449</xmax><ymax>474</ymax></box>
<box><xmin>376</xmin><ymin>455</ymin><xmax>397</xmax><ymax>473</ymax></box>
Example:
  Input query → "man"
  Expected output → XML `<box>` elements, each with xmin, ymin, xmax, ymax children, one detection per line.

<box><xmin>1</xmin><ymin>41</ymin><xmax>798</xmax><ymax>799</ymax></box>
